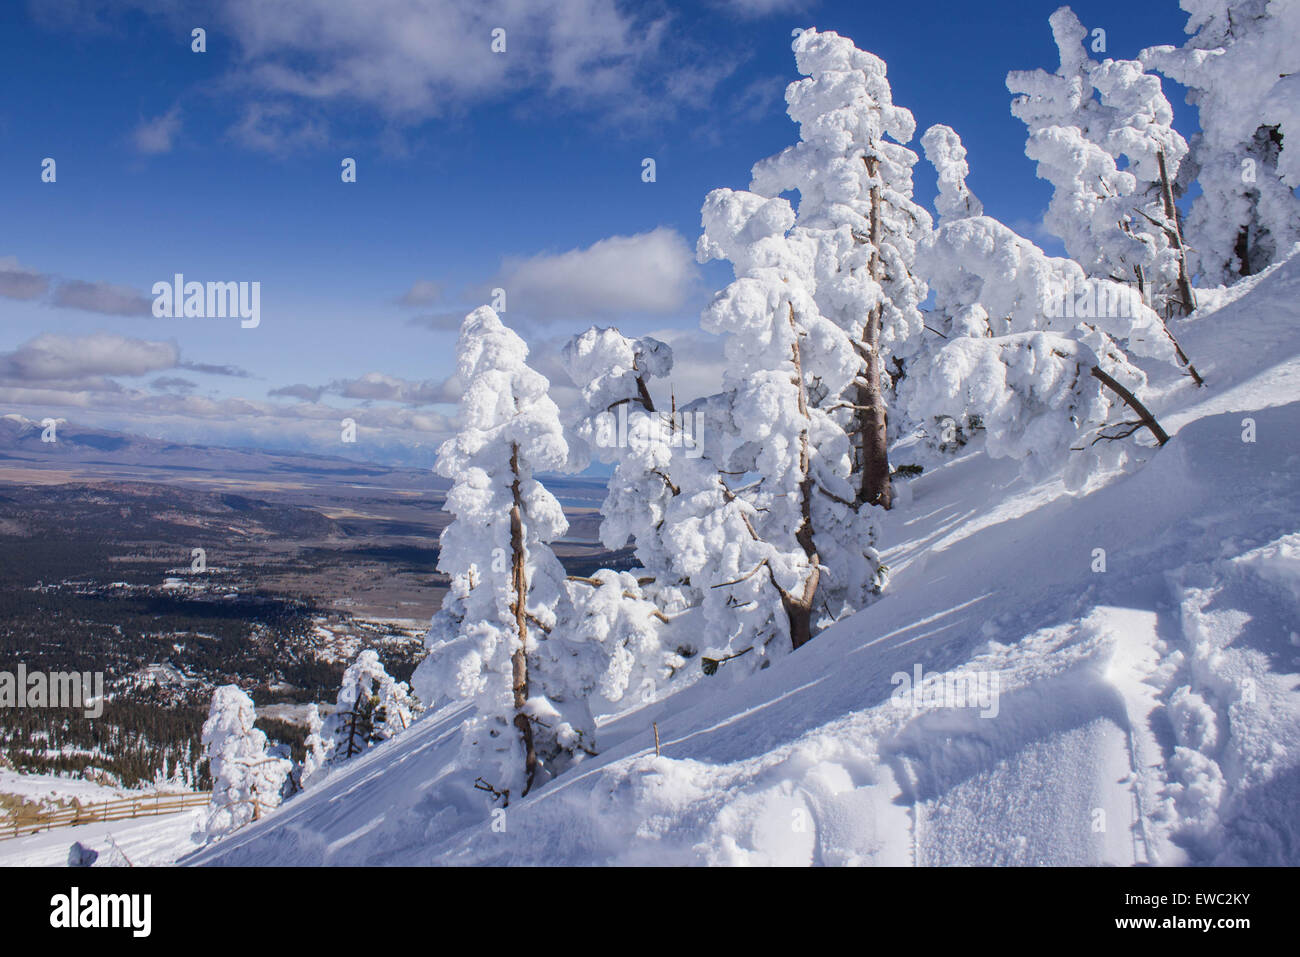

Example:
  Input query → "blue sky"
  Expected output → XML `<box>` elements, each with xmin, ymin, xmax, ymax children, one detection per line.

<box><xmin>0</xmin><ymin>0</ymin><xmax>1196</xmax><ymax>465</ymax></box>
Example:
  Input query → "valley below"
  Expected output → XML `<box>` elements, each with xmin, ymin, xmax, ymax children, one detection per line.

<box><xmin>0</xmin><ymin>423</ymin><xmax>620</xmax><ymax>791</ymax></box>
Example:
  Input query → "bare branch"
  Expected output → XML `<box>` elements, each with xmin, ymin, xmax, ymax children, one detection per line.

<box><xmin>710</xmin><ymin>559</ymin><xmax>770</xmax><ymax>589</ymax></box>
<box><xmin>815</xmin><ymin>484</ymin><xmax>855</xmax><ymax>507</ymax></box>
<box><xmin>649</xmin><ymin>468</ymin><xmax>680</xmax><ymax>496</ymax></box>
<box><xmin>473</xmin><ymin>777</ymin><xmax>508</xmax><ymax>805</ymax></box>
<box><xmin>1089</xmin><ymin>420</ymin><xmax>1146</xmax><ymax>445</ymax></box>
<box><xmin>1090</xmin><ymin>366</ymin><xmax>1170</xmax><ymax>446</ymax></box>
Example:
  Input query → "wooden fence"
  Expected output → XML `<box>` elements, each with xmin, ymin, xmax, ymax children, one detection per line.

<box><xmin>0</xmin><ymin>791</ymin><xmax>211</xmax><ymax>841</ymax></box>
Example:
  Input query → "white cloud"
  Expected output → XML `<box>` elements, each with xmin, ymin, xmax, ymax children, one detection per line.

<box><xmin>219</xmin><ymin>0</ymin><xmax>673</xmax><ymax>120</ymax></box>
<box><xmin>716</xmin><ymin>0</ymin><xmax>809</xmax><ymax>18</ymax></box>
<box><xmin>268</xmin><ymin>383</ymin><xmax>325</xmax><ymax>402</ymax></box>
<box><xmin>0</xmin><ymin>257</ymin><xmax>158</xmax><ymax>316</ymax></box>
<box><xmin>327</xmin><ymin>371</ymin><xmax>459</xmax><ymax>405</ymax></box>
<box><xmin>0</xmin><ymin>350</ymin><xmax>459</xmax><ymax>467</ymax></box>
<box><xmin>0</xmin><ymin>386</ymin><xmax>456</xmax><ymax>466</ymax></box>
<box><xmin>38</xmin><ymin>0</ymin><xmax>733</xmax><ymax>153</ymax></box>
<box><xmin>495</xmin><ymin>228</ymin><xmax>699</xmax><ymax>321</ymax></box>
<box><xmin>132</xmin><ymin>105</ymin><xmax>182</xmax><ymax>154</ymax></box>
<box><xmin>0</xmin><ymin>257</ymin><xmax>50</xmax><ymax>300</ymax></box>
<box><xmin>177</xmin><ymin>360</ymin><xmax>251</xmax><ymax>378</ymax></box>
<box><xmin>268</xmin><ymin>369</ymin><xmax>464</xmax><ymax>407</ymax></box>
<box><xmin>0</xmin><ymin>332</ymin><xmax>249</xmax><ymax>388</ymax></box>
<box><xmin>398</xmin><ymin>279</ymin><xmax>441</xmax><ymax>306</ymax></box>
<box><xmin>152</xmin><ymin>376</ymin><xmax>198</xmax><ymax>393</ymax></box>
<box><xmin>50</xmin><ymin>279</ymin><xmax>153</xmax><ymax>316</ymax></box>
<box><xmin>0</xmin><ymin>332</ymin><xmax>178</xmax><ymax>381</ymax></box>
<box><xmin>227</xmin><ymin>101</ymin><xmax>328</xmax><ymax>154</ymax></box>
<box><xmin>637</xmin><ymin>327</ymin><xmax>728</xmax><ymax>407</ymax></box>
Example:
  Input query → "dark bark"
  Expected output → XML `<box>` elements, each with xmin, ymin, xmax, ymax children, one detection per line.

<box><xmin>1157</xmin><ymin>150</ymin><xmax>1198</xmax><ymax>318</ymax></box>
<box><xmin>854</xmin><ymin>155</ymin><xmax>893</xmax><ymax>509</ymax></box>
<box><xmin>714</xmin><ymin>307</ymin><xmax>825</xmax><ymax>653</ymax></box>
<box><xmin>1090</xmin><ymin>366</ymin><xmax>1170</xmax><ymax>446</ymax></box>
<box><xmin>1233</xmin><ymin>227</ymin><xmax>1252</xmax><ymax>279</ymax></box>
<box><xmin>634</xmin><ymin>374</ymin><xmax>655</xmax><ymax>414</ymax></box>
<box><xmin>786</xmin><ymin>305</ymin><xmax>822</xmax><ymax>650</ymax></box>
<box><xmin>780</xmin><ymin>572</ymin><xmax>819</xmax><ymax>651</ymax></box>
<box><xmin>1161</xmin><ymin>326</ymin><xmax>1205</xmax><ymax>388</ymax></box>
<box><xmin>507</xmin><ymin>443</ymin><xmax>537</xmax><ymax>797</ymax></box>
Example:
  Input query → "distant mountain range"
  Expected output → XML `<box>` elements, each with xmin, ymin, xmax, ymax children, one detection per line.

<box><xmin>0</xmin><ymin>413</ymin><xmax>444</xmax><ymax>486</ymax></box>
<box><xmin>0</xmin><ymin>413</ymin><xmax>608</xmax><ymax>506</ymax></box>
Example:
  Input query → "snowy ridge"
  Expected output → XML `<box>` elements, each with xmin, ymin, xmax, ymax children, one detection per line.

<box><xmin>186</xmin><ymin>255</ymin><xmax>1300</xmax><ymax>867</ymax></box>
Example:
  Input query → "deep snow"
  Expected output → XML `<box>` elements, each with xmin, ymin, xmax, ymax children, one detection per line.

<box><xmin>173</xmin><ymin>253</ymin><xmax>1300</xmax><ymax>866</ymax></box>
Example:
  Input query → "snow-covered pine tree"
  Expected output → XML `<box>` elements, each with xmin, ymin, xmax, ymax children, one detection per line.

<box><xmin>561</xmin><ymin>569</ymin><xmax>689</xmax><ymax>708</ymax></box>
<box><xmin>1008</xmin><ymin>6</ymin><xmax>1198</xmax><ymax>318</ymax></box>
<box><xmin>200</xmin><ymin>685</ymin><xmax>291</xmax><ymax>840</ymax></box>
<box><xmin>562</xmin><ymin>327</ymin><xmax>683</xmax><ymax>601</ymax></box>
<box><xmin>561</xmin><ymin>326</ymin><xmax>697</xmax><ymax>698</ymax></box>
<box><xmin>296</xmin><ymin>703</ymin><xmax>330</xmax><ymax>791</ymax></box>
<box><xmin>905</xmin><ymin>124</ymin><xmax>1183</xmax><ymax>488</ymax></box>
<box><xmin>411</xmin><ymin>306</ymin><xmax>595</xmax><ymax>802</ymax></box>
<box><xmin>683</xmin><ymin>186</ymin><xmax>867</xmax><ymax>670</ymax></box>
<box><xmin>323</xmin><ymin>649</ymin><xmax>418</xmax><ymax>764</ymax></box>
<box><xmin>749</xmin><ymin>27</ymin><xmax>933</xmax><ymax>510</ymax></box>
<box><xmin>1142</xmin><ymin>0</ymin><xmax>1300</xmax><ymax>284</ymax></box>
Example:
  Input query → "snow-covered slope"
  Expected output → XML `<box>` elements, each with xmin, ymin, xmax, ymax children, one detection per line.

<box><xmin>0</xmin><ymin>811</ymin><xmax>200</xmax><ymax>867</ymax></box>
<box><xmin>187</xmin><ymin>254</ymin><xmax>1300</xmax><ymax>867</ymax></box>
<box><xmin>0</xmin><ymin>769</ymin><xmax>203</xmax><ymax>867</ymax></box>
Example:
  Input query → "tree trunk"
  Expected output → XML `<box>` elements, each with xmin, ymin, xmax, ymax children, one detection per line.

<box><xmin>787</xmin><ymin>305</ymin><xmax>822</xmax><ymax>650</ymax></box>
<box><xmin>507</xmin><ymin>443</ymin><xmax>537</xmax><ymax>797</ymax></box>
<box><xmin>855</xmin><ymin>155</ymin><xmax>893</xmax><ymax>509</ymax></box>
<box><xmin>633</xmin><ymin>374</ymin><xmax>655</xmax><ymax>413</ymax></box>
<box><xmin>781</xmin><ymin>566</ymin><xmax>819</xmax><ymax>651</ymax></box>
<box><xmin>345</xmin><ymin>701</ymin><xmax>363</xmax><ymax>758</ymax></box>
<box><xmin>1156</xmin><ymin>150</ymin><xmax>1197</xmax><ymax>318</ymax></box>
<box><xmin>1090</xmin><ymin>366</ymin><xmax>1170</xmax><ymax>446</ymax></box>
<box><xmin>1233</xmin><ymin>227</ymin><xmax>1252</xmax><ymax>279</ymax></box>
